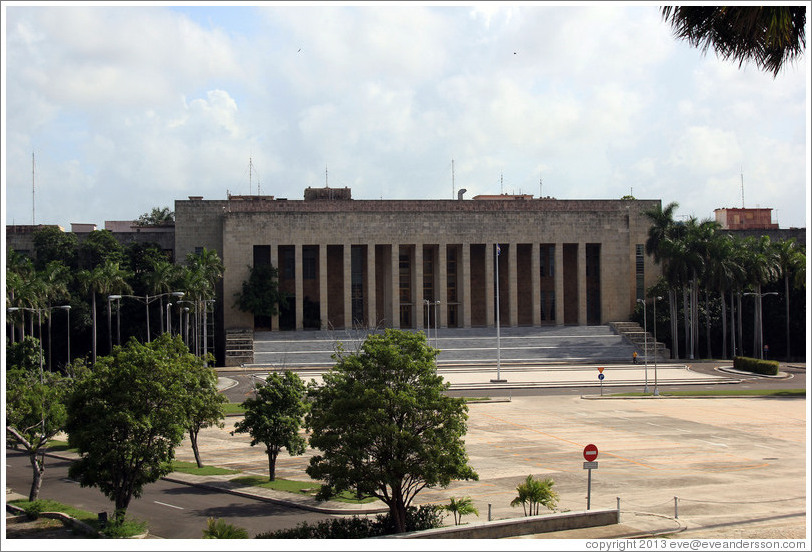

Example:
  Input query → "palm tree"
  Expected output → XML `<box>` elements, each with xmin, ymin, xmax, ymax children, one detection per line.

<box><xmin>38</xmin><ymin>261</ymin><xmax>71</xmax><ymax>370</ymax></box>
<box><xmin>146</xmin><ymin>259</ymin><xmax>178</xmax><ymax>335</ymax></box>
<box><xmin>740</xmin><ymin>236</ymin><xmax>779</xmax><ymax>357</ymax></box>
<box><xmin>79</xmin><ymin>261</ymin><xmax>132</xmax><ymax>363</ymax></box>
<box><xmin>441</xmin><ymin>496</ymin><xmax>479</xmax><ymax>525</ymax></box>
<box><xmin>510</xmin><ymin>474</ymin><xmax>559</xmax><ymax>517</ymax></box>
<box><xmin>644</xmin><ymin>202</ymin><xmax>682</xmax><ymax>358</ymax></box>
<box><xmin>775</xmin><ymin>238</ymin><xmax>805</xmax><ymax>360</ymax></box>
<box><xmin>705</xmin><ymin>233</ymin><xmax>745</xmax><ymax>359</ymax></box>
<box><xmin>661</xmin><ymin>6</ymin><xmax>807</xmax><ymax>77</ymax></box>
<box><xmin>184</xmin><ymin>248</ymin><xmax>224</xmax><ymax>357</ymax></box>
<box><xmin>685</xmin><ymin>218</ymin><xmax>719</xmax><ymax>359</ymax></box>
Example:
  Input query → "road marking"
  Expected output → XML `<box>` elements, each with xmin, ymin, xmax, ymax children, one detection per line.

<box><xmin>154</xmin><ymin>501</ymin><xmax>184</xmax><ymax>510</ymax></box>
<box><xmin>60</xmin><ymin>478</ymin><xmax>79</xmax><ymax>484</ymax></box>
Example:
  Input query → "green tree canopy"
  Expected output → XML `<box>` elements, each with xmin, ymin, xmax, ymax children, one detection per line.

<box><xmin>233</xmin><ymin>371</ymin><xmax>308</xmax><ymax>481</ymax></box>
<box><xmin>510</xmin><ymin>474</ymin><xmax>559</xmax><ymax>516</ymax></box>
<box><xmin>234</xmin><ymin>263</ymin><xmax>286</xmax><ymax>319</ymax></box>
<box><xmin>65</xmin><ymin>334</ymin><xmax>191</xmax><ymax>521</ymax></box>
<box><xmin>135</xmin><ymin>206</ymin><xmax>174</xmax><ymax>226</ymax></box>
<box><xmin>78</xmin><ymin>229</ymin><xmax>124</xmax><ymax>269</ymax></box>
<box><xmin>184</xmin><ymin>357</ymin><xmax>227</xmax><ymax>468</ymax></box>
<box><xmin>33</xmin><ymin>226</ymin><xmax>79</xmax><ymax>270</ymax></box>
<box><xmin>661</xmin><ymin>6</ymin><xmax>806</xmax><ymax>77</ymax></box>
<box><xmin>306</xmin><ymin>329</ymin><xmax>478</xmax><ymax>533</ymax></box>
<box><xmin>6</xmin><ymin>337</ymin><xmax>73</xmax><ymax>502</ymax></box>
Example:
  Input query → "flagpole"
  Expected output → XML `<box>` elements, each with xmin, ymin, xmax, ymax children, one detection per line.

<box><xmin>492</xmin><ymin>243</ymin><xmax>506</xmax><ymax>382</ymax></box>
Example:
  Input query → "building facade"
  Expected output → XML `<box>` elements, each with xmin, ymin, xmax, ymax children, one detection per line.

<box><xmin>175</xmin><ymin>190</ymin><xmax>662</xmax><ymax>334</ymax></box>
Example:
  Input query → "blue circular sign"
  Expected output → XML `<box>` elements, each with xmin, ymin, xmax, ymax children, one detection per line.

<box><xmin>598</xmin><ymin>373</ymin><xmax>605</xmax><ymax>380</ymax></box>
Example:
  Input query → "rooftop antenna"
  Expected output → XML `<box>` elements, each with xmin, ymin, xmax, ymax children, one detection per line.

<box><xmin>32</xmin><ymin>152</ymin><xmax>35</xmax><ymax>224</ymax></box>
<box><xmin>500</xmin><ymin>173</ymin><xmax>504</xmax><ymax>195</ymax></box>
<box><xmin>249</xmin><ymin>156</ymin><xmax>253</xmax><ymax>195</ymax></box>
<box><xmin>451</xmin><ymin>159</ymin><xmax>455</xmax><ymax>199</ymax></box>
<box><xmin>325</xmin><ymin>164</ymin><xmax>329</xmax><ymax>188</ymax></box>
<box><xmin>539</xmin><ymin>176</ymin><xmax>543</xmax><ymax>198</ymax></box>
<box><xmin>740</xmin><ymin>165</ymin><xmax>745</xmax><ymax>208</ymax></box>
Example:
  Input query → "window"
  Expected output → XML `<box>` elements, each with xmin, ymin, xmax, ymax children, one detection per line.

<box><xmin>303</xmin><ymin>247</ymin><xmax>317</xmax><ymax>279</ymax></box>
<box><xmin>283</xmin><ymin>248</ymin><xmax>295</xmax><ymax>279</ymax></box>
<box><xmin>635</xmin><ymin>244</ymin><xmax>645</xmax><ymax>301</ymax></box>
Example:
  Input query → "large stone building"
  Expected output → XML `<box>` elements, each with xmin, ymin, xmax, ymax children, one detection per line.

<box><xmin>174</xmin><ymin>189</ymin><xmax>662</xmax><ymax>336</ymax></box>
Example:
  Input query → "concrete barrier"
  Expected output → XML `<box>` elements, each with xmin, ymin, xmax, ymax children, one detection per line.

<box><xmin>384</xmin><ymin>508</ymin><xmax>620</xmax><ymax>539</ymax></box>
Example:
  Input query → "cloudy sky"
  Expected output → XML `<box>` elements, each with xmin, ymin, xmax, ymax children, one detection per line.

<box><xmin>2</xmin><ymin>2</ymin><xmax>809</xmax><ymax>232</ymax></box>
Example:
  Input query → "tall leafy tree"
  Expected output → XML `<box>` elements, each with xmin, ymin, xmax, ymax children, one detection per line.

<box><xmin>184</xmin><ymin>357</ymin><xmax>227</xmax><ymax>468</ymax></box>
<box><xmin>6</xmin><ymin>337</ymin><xmax>72</xmax><ymax>501</ymax></box>
<box><xmin>66</xmin><ymin>334</ymin><xmax>191</xmax><ymax>521</ymax></box>
<box><xmin>233</xmin><ymin>371</ymin><xmax>308</xmax><ymax>481</ymax></box>
<box><xmin>32</xmin><ymin>226</ymin><xmax>79</xmax><ymax>270</ymax></box>
<box><xmin>78</xmin><ymin>229</ymin><xmax>124</xmax><ymax>269</ymax></box>
<box><xmin>234</xmin><ymin>263</ymin><xmax>286</xmax><ymax>324</ymax></box>
<box><xmin>661</xmin><ymin>6</ymin><xmax>807</xmax><ymax>77</ymax></box>
<box><xmin>306</xmin><ymin>329</ymin><xmax>478</xmax><ymax>533</ymax></box>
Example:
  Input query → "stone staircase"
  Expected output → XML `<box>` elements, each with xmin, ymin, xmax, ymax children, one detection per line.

<box><xmin>609</xmin><ymin>321</ymin><xmax>670</xmax><ymax>361</ymax></box>
<box><xmin>224</xmin><ymin>328</ymin><xmax>253</xmax><ymax>367</ymax></box>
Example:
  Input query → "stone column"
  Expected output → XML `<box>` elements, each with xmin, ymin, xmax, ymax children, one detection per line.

<box><xmin>366</xmin><ymin>244</ymin><xmax>376</xmax><ymax>329</ymax></box>
<box><xmin>391</xmin><ymin>243</ymin><xmax>400</xmax><ymax>329</ymax></box>
<box><xmin>319</xmin><ymin>245</ymin><xmax>328</xmax><ymax>330</ymax></box>
<box><xmin>438</xmin><ymin>243</ymin><xmax>447</xmax><ymax>328</ymax></box>
<box><xmin>462</xmin><ymin>243</ymin><xmax>471</xmax><ymax>328</ymax></box>
<box><xmin>343</xmin><ymin>243</ymin><xmax>352</xmax><ymax>329</ymax></box>
<box><xmin>578</xmin><ymin>243</ymin><xmax>587</xmax><ymax>325</ymax></box>
<box><xmin>554</xmin><ymin>242</ymin><xmax>564</xmax><ymax>325</ymax></box>
<box><xmin>485</xmin><ymin>243</ymin><xmax>495</xmax><ymax>327</ymax></box>
<box><xmin>295</xmin><ymin>243</ymin><xmax>303</xmax><ymax>330</ymax></box>
<box><xmin>270</xmin><ymin>244</ymin><xmax>279</xmax><ymax>331</ymax></box>
<box><xmin>508</xmin><ymin>242</ymin><xmax>518</xmax><ymax>327</ymax></box>
<box><xmin>531</xmin><ymin>243</ymin><xmax>541</xmax><ymax>326</ymax></box>
<box><xmin>415</xmin><ymin>244</ymin><xmax>423</xmax><ymax>330</ymax></box>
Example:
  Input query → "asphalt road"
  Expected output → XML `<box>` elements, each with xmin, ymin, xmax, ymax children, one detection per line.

<box><xmin>5</xmin><ymin>450</ymin><xmax>337</xmax><ymax>538</ymax></box>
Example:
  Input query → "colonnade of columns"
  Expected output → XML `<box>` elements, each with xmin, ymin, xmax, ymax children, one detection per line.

<box><xmin>264</xmin><ymin>241</ymin><xmax>595</xmax><ymax>331</ymax></box>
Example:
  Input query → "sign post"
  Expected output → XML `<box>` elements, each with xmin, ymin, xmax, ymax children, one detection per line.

<box><xmin>583</xmin><ymin>444</ymin><xmax>599</xmax><ymax>509</ymax></box>
<box><xmin>598</xmin><ymin>367</ymin><xmax>605</xmax><ymax>395</ymax></box>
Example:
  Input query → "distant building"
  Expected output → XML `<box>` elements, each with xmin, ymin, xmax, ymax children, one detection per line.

<box><xmin>714</xmin><ymin>208</ymin><xmax>778</xmax><ymax>230</ymax></box>
<box><xmin>175</xmin><ymin>188</ymin><xmax>662</xmax><ymax>338</ymax></box>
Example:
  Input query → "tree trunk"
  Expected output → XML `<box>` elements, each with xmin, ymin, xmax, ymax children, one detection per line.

<box><xmin>91</xmin><ymin>293</ymin><xmax>97</xmax><ymax>365</ymax></box>
<box><xmin>190</xmin><ymin>429</ymin><xmax>203</xmax><ymax>468</ymax></box>
<box><xmin>267</xmin><ymin>447</ymin><xmax>279</xmax><ymax>481</ymax></box>
<box><xmin>737</xmin><ymin>293</ymin><xmax>743</xmax><ymax>358</ymax></box>
<box><xmin>669</xmin><ymin>289</ymin><xmax>679</xmax><ymax>359</ymax></box>
<box><xmin>47</xmin><ymin>313</ymin><xmax>53</xmax><ymax>371</ymax></box>
<box><xmin>784</xmin><ymin>274</ymin><xmax>791</xmax><ymax>360</ymax></box>
<box><xmin>704</xmin><ymin>290</ymin><xmax>712</xmax><ymax>359</ymax></box>
<box><xmin>389</xmin><ymin>492</ymin><xmax>408</xmax><ymax>533</ymax></box>
<box><xmin>26</xmin><ymin>448</ymin><xmax>46</xmax><ymax>502</ymax></box>
<box><xmin>682</xmin><ymin>288</ymin><xmax>691</xmax><ymax>359</ymax></box>
<box><xmin>720</xmin><ymin>291</ymin><xmax>727</xmax><ymax>359</ymax></box>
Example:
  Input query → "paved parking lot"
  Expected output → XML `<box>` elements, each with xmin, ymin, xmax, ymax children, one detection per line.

<box><xmin>176</xmin><ymin>392</ymin><xmax>807</xmax><ymax>539</ymax></box>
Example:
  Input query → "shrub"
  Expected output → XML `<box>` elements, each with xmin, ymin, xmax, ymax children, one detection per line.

<box><xmin>255</xmin><ymin>505</ymin><xmax>443</xmax><ymax>538</ymax></box>
<box><xmin>100</xmin><ymin>516</ymin><xmax>148</xmax><ymax>538</ymax></box>
<box><xmin>22</xmin><ymin>500</ymin><xmax>45</xmax><ymax>520</ymax></box>
<box><xmin>733</xmin><ymin>356</ymin><xmax>779</xmax><ymax>376</ymax></box>
<box><xmin>202</xmin><ymin>517</ymin><xmax>249</xmax><ymax>538</ymax></box>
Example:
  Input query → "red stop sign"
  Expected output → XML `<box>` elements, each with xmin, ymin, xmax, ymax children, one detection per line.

<box><xmin>583</xmin><ymin>444</ymin><xmax>598</xmax><ymax>461</ymax></box>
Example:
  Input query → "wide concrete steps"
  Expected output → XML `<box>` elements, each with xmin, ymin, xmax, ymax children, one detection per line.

<box><xmin>609</xmin><ymin>321</ymin><xmax>670</xmax><ymax>361</ymax></box>
<box><xmin>248</xmin><ymin>325</ymin><xmax>641</xmax><ymax>368</ymax></box>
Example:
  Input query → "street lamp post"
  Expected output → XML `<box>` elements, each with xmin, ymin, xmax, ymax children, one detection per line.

<box><xmin>653</xmin><ymin>296</ymin><xmax>662</xmax><ymax>396</ymax></box>
<box><xmin>434</xmin><ymin>300</ymin><xmax>440</xmax><ymax>349</ymax></box>
<box><xmin>743</xmin><ymin>291</ymin><xmax>778</xmax><ymax>359</ymax></box>
<box><xmin>637</xmin><ymin>298</ymin><xmax>649</xmax><ymax>394</ymax></box>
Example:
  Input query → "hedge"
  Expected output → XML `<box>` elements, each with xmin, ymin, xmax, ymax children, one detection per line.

<box><xmin>733</xmin><ymin>356</ymin><xmax>779</xmax><ymax>376</ymax></box>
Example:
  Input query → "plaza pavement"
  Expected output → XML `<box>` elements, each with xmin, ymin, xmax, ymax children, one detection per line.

<box><xmin>164</xmin><ymin>361</ymin><xmax>808</xmax><ymax>540</ymax></box>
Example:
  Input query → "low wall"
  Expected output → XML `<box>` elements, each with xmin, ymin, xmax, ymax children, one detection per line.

<box><xmin>386</xmin><ymin>508</ymin><xmax>620</xmax><ymax>539</ymax></box>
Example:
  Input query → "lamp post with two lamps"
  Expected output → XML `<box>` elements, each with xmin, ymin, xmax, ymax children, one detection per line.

<box><xmin>636</xmin><ymin>298</ymin><xmax>649</xmax><ymax>394</ymax></box>
<box><xmin>107</xmin><ymin>292</ymin><xmax>184</xmax><ymax>346</ymax></box>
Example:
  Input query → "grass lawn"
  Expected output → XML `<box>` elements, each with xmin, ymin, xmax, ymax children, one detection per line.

<box><xmin>612</xmin><ymin>388</ymin><xmax>805</xmax><ymax>398</ymax></box>
<box><xmin>43</xmin><ymin>440</ymin><xmax>77</xmax><ymax>453</ymax></box>
<box><xmin>224</xmin><ymin>402</ymin><xmax>246</xmax><ymax>415</ymax></box>
<box><xmin>229</xmin><ymin>475</ymin><xmax>377</xmax><ymax>504</ymax></box>
<box><xmin>10</xmin><ymin>498</ymin><xmax>149</xmax><ymax>537</ymax></box>
<box><xmin>171</xmin><ymin>460</ymin><xmax>240</xmax><ymax>476</ymax></box>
